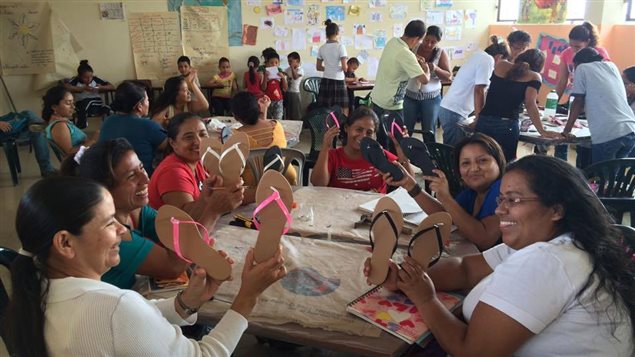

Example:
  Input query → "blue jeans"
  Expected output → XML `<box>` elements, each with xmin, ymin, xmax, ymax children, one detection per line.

<box><xmin>0</xmin><ymin>111</ymin><xmax>55</xmax><ymax>174</ymax></box>
<box><xmin>403</xmin><ymin>95</ymin><xmax>441</xmax><ymax>137</ymax></box>
<box><xmin>371</xmin><ymin>103</ymin><xmax>403</xmax><ymax>153</ymax></box>
<box><xmin>591</xmin><ymin>133</ymin><xmax>635</xmax><ymax>164</ymax></box>
<box><xmin>475</xmin><ymin>114</ymin><xmax>519</xmax><ymax>162</ymax></box>
<box><xmin>439</xmin><ymin>107</ymin><xmax>466</xmax><ymax>147</ymax></box>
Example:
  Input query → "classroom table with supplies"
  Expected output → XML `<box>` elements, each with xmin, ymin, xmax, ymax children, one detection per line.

<box><xmin>347</xmin><ymin>80</ymin><xmax>375</xmax><ymax>92</ymax></box>
<box><xmin>205</xmin><ymin>116</ymin><xmax>303</xmax><ymax>148</ymax></box>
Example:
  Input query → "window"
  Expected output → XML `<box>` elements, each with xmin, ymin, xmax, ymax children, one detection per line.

<box><xmin>628</xmin><ymin>0</ymin><xmax>635</xmax><ymax>21</ymax></box>
<box><xmin>497</xmin><ymin>0</ymin><xmax>586</xmax><ymax>22</ymax></box>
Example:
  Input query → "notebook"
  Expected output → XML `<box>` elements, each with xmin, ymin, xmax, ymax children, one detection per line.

<box><xmin>148</xmin><ymin>271</ymin><xmax>189</xmax><ymax>293</ymax></box>
<box><xmin>358</xmin><ymin>187</ymin><xmax>429</xmax><ymax>226</ymax></box>
<box><xmin>346</xmin><ymin>285</ymin><xmax>463</xmax><ymax>344</ymax></box>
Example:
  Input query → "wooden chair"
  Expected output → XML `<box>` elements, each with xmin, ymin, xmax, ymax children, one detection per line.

<box><xmin>302</xmin><ymin>77</ymin><xmax>321</xmax><ymax>105</ymax></box>
<box><xmin>425</xmin><ymin>142</ymin><xmax>463</xmax><ymax>197</ymax></box>
<box><xmin>247</xmin><ymin>148</ymin><xmax>306</xmax><ymax>186</ymax></box>
<box><xmin>584</xmin><ymin>158</ymin><xmax>635</xmax><ymax>225</ymax></box>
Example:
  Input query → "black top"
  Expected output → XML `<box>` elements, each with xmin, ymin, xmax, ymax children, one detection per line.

<box><xmin>480</xmin><ymin>74</ymin><xmax>541</xmax><ymax>120</ymax></box>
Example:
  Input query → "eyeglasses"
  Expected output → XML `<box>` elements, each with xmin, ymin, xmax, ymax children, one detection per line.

<box><xmin>495</xmin><ymin>195</ymin><xmax>541</xmax><ymax>207</ymax></box>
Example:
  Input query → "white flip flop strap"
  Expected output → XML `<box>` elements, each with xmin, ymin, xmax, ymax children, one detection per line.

<box><xmin>219</xmin><ymin>142</ymin><xmax>246</xmax><ymax>174</ymax></box>
<box><xmin>263</xmin><ymin>154</ymin><xmax>284</xmax><ymax>172</ymax></box>
<box><xmin>200</xmin><ymin>147</ymin><xmax>221</xmax><ymax>178</ymax></box>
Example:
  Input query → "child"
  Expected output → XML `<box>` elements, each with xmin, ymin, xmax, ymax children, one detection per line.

<box><xmin>177</xmin><ymin>55</ymin><xmax>201</xmax><ymax>87</ymax></box>
<box><xmin>259</xmin><ymin>49</ymin><xmax>288</xmax><ymax>120</ymax></box>
<box><xmin>316</xmin><ymin>19</ymin><xmax>349</xmax><ymax>116</ymax></box>
<box><xmin>63</xmin><ymin>60</ymin><xmax>114</xmax><ymax>129</ymax></box>
<box><xmin>285</xmin><ymin>52</ymin><xmax>305</xmax><ymax>121</ymax></box>
<box><xmin>344</xmin><ymin>57</ymin><xmax>365</xmax><ymax>84</ymax></box>
<box><xmin>244</xmin><ymin>56</ymin><xmax>264</xmax><ymax>97</ymax></box>
<box><xmin>207</xmin><ymin>57</ymin><xmax>238</xmax><ymax>116</ymax></box>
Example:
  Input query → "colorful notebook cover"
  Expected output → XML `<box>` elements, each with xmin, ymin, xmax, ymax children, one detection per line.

<box><xmin>346</xmin><ymin>285</ymin><xmax>463</xmax><ymax>344</ymax></box>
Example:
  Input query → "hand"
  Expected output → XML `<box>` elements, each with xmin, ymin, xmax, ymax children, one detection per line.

<box><xmin>204</xmin><ymin>175</ymin><xmax>244</xmax><ymax>213</ymax></box>
<box><xmin>467</xmin><ymin>120</ymin><xmax>477</xmax><ymax>131</ymax></box>
<box><xmin>185</xmin><ymin>69</ymin><xmax>198</xmax><ymax>84</ymax></box>
<box><xmin>390</xmin><ymin>133</ymin><xmax>409</xmax><ymax>161</ymax></box>
<box><xmin>0</xmin><ymin>121</ymin><xmax>12</xmax><ymax>133</ymax></box>
<box><xmin>359</xmin><ymin>77</ymin><xmax>366</xmax><ymax>82</ymax></box>
<box><xmin>321</xmin><ymin>126</ymin><xmax>340</xmax><ymax>151</ymax></box>
<box><xmin>540</xmin><ymin>130</ymin><xmax>563</xmax><ymax>140</ymax></box>
<box><xmin>422</xmin><ymin>169</ymin><xmax>451</xmax><ymax>200</ymax></box>
<box><xmin>561</xmin><ymin>132</ymin><xmax>576</xmax><ymax>141</ymax></box>
<box><xmin>235</xmin><ymin>247</ymin><xmax>286</xmax><ymax>305</ymax></box>
<box><xmin>180</xmin><ymin>252</ymin><xmax>234</xmax><ymax>309</ymax></box>
<box><xmin>427</xmin><ymin>62</ymin><xmax>436</xmax><ymax>73</ymax></box>
<box><xmin>364</xmin><ymin>257</ymin><xmax>400</xmax><ymax>290</ymax></box>
<box><xmin>382</xmin><ymin>162</ymin><xmax>417</xmax><ymax>190</ymax></box>
<box><xmin>397</xmin><ymin>256</ymin><xmax>436</xmax><ymax>305</ymax></box>
<box><xmin>263</xmin><ymin>70</ymin><xmax>270</xmax><ymax>80</ymax></box>
<box><xmin>258</xmin><ymin>95</ymin><xmax>271</xmax><ymax>115</ymax></box>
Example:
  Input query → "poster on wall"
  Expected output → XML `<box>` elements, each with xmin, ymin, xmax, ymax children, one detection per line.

<box><xmin>242</xmin><ymin>24</ymin><xmax>258</xmax><ymax>45</ymax></box>
<box><xmin>99</xmin><ymin>3</ymin><xmax>125</xmax><ymax>20</ymax></box>
<box><xmin>0</xmin><ymin>2</ymin><xmax>55</xmax><ymax>75</ymax></box>
<box><xmin>167</xmin><ymin>0</ymin><xmax>242</xmax><ymax>47</ymax></box>
<box><xmin>181</xmin><ymin>6</ymin><xmax>228</xmax><ymax>74</ymax></box>
<box><xmin>325</xmin><ymin>6</ymin><xmax>345</xmax><ymax>21</ymax></box>
<box><xmin>307</xmin><ymin>4</ymin><xmax>320</xmax><ymax>25</ymax></box>
<box><xmin>285</xmin><ymin>8</ymin><xmax>304</xmax><ymax>25</ymax></box>
<box><xmin>536</xmin><ymin>33</ymin><xmax>569</xmax><ymax>87</ymax></box>
<box><xmin>518</xmin><ymin>0</ymin><xmax>567</xmax><ymax>24</ymax></box>
<box><xmin>128</xmin><ymin>12</ymin><xmax>182</xmax><ymax>80</ymax></box>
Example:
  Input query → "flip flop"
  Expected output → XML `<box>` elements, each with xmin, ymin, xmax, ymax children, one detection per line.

<box><xmin>408</xmin><ymin>212</ymin><xmax>452</xmax><ymax>270</ymax></box>
<box><xmin>252</xmin><ymin>170</ymin><xmax>294</xmax><ymax>263</ymax></box>
<box><xmin>155</xmin><ymin>205</ymin><xmax>232</xmax><ymax>280</ymax></box>
<box><xmin>263</xmin><ymin>145</ymin><xmax>284</xmax><ymax>173</ymax></box>
<box><xmin>200</xmin><ymin>137</ymin><xmax>222</xmax><ymax>177</ymax></box>
<box><xmin>400</xmin><ymin>137</ymin><xmax>437</xmax><ymax>176</ymax></box>
<box><xmin>380</xmin><ymin>113</ymin><xmax>405</xmax><ymax>142</ymax></box>
<box><xmin>325</xmin><ymin>111</ymin><xmax>340</xmax><ymax>129</ymax></box>
<box><xmin>220</xmin><ymin>131</ymin><xmax>251</xmax><ymax>186</ymax></box>
<box><xmin>368</xmin><ymin>196</ymin><xmax>404</xmax><ymax>285</ymax></box>
<box><xmin>360</xmin><ymin>137</ymin><xmax>404</xmax><ymax>181</ymax></box>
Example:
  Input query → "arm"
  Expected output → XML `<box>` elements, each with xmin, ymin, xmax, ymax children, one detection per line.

<box><xmin>415</xmin><ymin>56</ymin><xmax>431</xmax><ymax>85</ymax></box>
<box><xmin>555</xmin><ymin>60</ymin><xmax>569</xmax><ymax>99</ymax></box>
<box><xmin>96</xmin><ymin>83</ymin><xmax>115</xmax><ymax>92</ymax></box>
<box><xmin>279</xmin><ymin>72</ymin><xmax>288</xmax><ymax>91</ymax></box>
<box><xmin>291</xmin><ymin>67</ymin><xmax>302</xmax><ymax>80</ymax></box>
<box><xmin>50</xmin><ymin>122</ymin><xmax>79</xmax><ymax>155</ymax></box>
<box><xmin>63</xmin><ymin>80</ymin><xmax>85</xmax><ymax>94</ymax></box>
<box><xmin>434</xmin><ymin>50</ymin><xmax>453</xmax><ymax>81</ymax></box>
<box><xmin>152</xmin><ymin>108</ymin><xmax>169</xmax><ymax>128</ymax></box>
<box><xmin>563</xmin><ymin>96</ymin><xmax>584</xmax><ymax>135</ymax></box>
<box><xmin>231</xmin><ymin>77</ymin><xmax>239</xmax><ymax>94</ymax></box>
<box><xmin>188</xmin><ymin>80</ymin><xmax>209</xmax><ymax>113</ymax></box>
<box><xmin>316</xmin><ymin>59</ymin><xmax>325</xmax><ymax>72</ymax></box>
<box><xmin>260</xmin><ymin>70</ymin><xmax>268</xmax><ymax>91</ymax></box>
<box><xmin>427</xmin><ymin>254</ymin><xmax>492</xmax><ymax>291</ymax></box>
<box><xmin>340</xmin><ymin>58</ymin><xmax>348</xmax><ymax>74</ymax></box>
<box><xmin>524</xmin><ymin>84</ymin><xmax>558</xmax><ymax>139</ymax></box>
<box><xmin>473</xmin><ymin>85</ymin><xmax>487</xmax><ymax>120</ymax></box>
<box><xmin>310</xmin><ymin>126</ymin><xmax>339</xmax><ymax>187</ymax></box>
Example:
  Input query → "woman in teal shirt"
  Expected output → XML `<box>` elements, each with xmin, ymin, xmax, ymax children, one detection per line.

<box><xmin>62</xmin><ymin>138</ymin><xmax>187</xmax><ymax>288</ymax></box>
<box><xmin>43</xmin><ymin>86</ymin><xmax>98</xmax><ymax>157</ymax></box>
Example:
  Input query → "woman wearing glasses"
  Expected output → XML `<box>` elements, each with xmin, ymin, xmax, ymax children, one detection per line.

<box><xmin>394</xmin><ymin>155</ymin><xmax>634</xmax><ymax>356</ymax></box>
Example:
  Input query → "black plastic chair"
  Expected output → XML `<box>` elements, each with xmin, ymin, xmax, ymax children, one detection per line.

<box><xmin>584</xmin><ymin>159</ymin><xmax>635</xmax><ymax>225</ymax></box>
<box><xmin>0</xmin><ymin>139</ymin><xmax>21</xmax><ymax>186</ymax></box>
<box><xmin>425</xmin><ymin>142</ymin><xmax>462</xmax><ymax>197</ymax></box>
<box><xmin>302</xmin><ymin>77</ymin><xmax>321</xmax><ymax>105</ymax></box>
<box><xmin>302</xmin><ymin>107</ymin><xmax>342</xmax><ymax>185</ymax></box>
<box><xmin>0</xmin><ymin>247</ymin><xmax>17</xmax><ymax>348</ymax></box>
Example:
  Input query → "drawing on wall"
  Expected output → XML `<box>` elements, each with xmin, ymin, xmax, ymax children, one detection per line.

<box><xmin>99</xmin><ymin>3</ymin><xmax>125</xmax><ymax>20</ymax></box>
<box><xmin>369</xmin><ymin>12</ymin><xmax>382</xmax><ymax>22</ymax></box>
<box><xmin>444</xmin><ymin>25</ymin><xmax>462</xmax><ymax>41</ymax></box>
<box><xmin>307</xmin><ymin>4</ymin><xmax>320</xmax><ymax>25</ymax></box>
<box><xmin>519</xmin><ymin>0</ymin><xmax>567</xmax><ymax>24</ymax></box>
<box><xmin>425</xmin><ymin>10</ymin><xmax>444</xmax><ymax>25</ymax></box>
<box><xmin>181</xmin><ymin>6</ymin><xmax>228</xmax><ymax>74</ymax></box>
<box><xmin>261</xmin><ymin>16</ymin><xmax>274</xmax><ymax>29</ymax></box>
<box><xmin>435</xmin><ymin>0</ymin><xmax>452</xmax><ymax>7</ymax></box>
<box><xmin>536</xmin><ymin>32</ymin><xmax>569</xmax><ymax>87</ymax></box>
<box><xmin>325</xmin><ymin>6</ymin><xmax>345</xmax><ymax>21</ymax></box>
<box><xmin>288</xmin><ymin>0</ymin><xmax>305</xmax><ymax>5</ymax></box>
<box><xmin>285</xmin><ymin>8</ymin><xmax>304</xmax><ymax>25</ymax></box>
<box><xmin>390</xmin><ymin>5</ymin><xmax>407</xmax><ymax>20</ymax></box>
<box><xmin>445</xmin><ymin>10</ymin><xmax>463</xmax><ymax>26</ymax></box>
<box><xmin>1</xmin><ymin>2</ymin><xmax>56</xmax><ymax>75</ymax></box>
<box><xmin>464</xmin><ymin>9</ymin><xmax>477</xmax><ymax>29</ymax></box>
<box><xmin>368</xmin><ymin>0</ymin><xmax>387</xmax><ymax>8</ymax></box>
<box><xmin>242</xmin><ymin>24</ymin><xmax>258</xmax><ymax>45</ymax></box>
<box><xmin>167</xmin><ymin>0</ymin><xmax>242</xmax><ymax>47</ymax></box>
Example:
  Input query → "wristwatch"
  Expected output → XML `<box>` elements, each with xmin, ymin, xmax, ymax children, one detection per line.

<box><xmin>176</xmin><ymin>290</ymin><xmax>199</xmax><ymax>316</ymax></box>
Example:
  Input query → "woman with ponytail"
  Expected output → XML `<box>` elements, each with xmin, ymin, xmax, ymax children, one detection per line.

<box><xmin>562</xmin><ymin>47</ymin><xmax>635</xmax><ymax>163</ymax></box>
<box><xmin>474</xmin><ymin>49</ymin><xmax>560</xmax><ymax>161</ymax></box>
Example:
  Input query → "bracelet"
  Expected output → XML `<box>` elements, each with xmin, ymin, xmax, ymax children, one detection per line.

<box><xmin>407</xmin><ymin>183</ymin><xmax>422</xmax><ymax>198</ymax></box>
<box><xmin>176</xmin><ymin>290</ymin><xmax>199</xmax><ymax>316</ymax></box>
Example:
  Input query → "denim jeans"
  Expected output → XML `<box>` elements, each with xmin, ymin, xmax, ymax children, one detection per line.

<box><xmin>475</xmin><ymin>114</ymin><xmax>519</xmax><ymax>162</ymax></box>
<box><xmin>371</xmin><ymin>103</ymin><xmax>403</xmax><ymax>153</ymax></box>
<box><xmin>591</xmin><ymin>132</ymin><xmax>635</xmax><ymax>164</ymax></box>
<box><xmin>438</xmin><ymin>107</ymin><xmax>466</xmax><ymax>147</ymax></box>
<box><xmin>0</xmin><ymin>110</ymin><xmax>55</xmax><ymax>174</ymax></box>
<box><xmin>403</xmin><ymin>95</ymin><xmax>441</xmax><ymax>137</ymax></box>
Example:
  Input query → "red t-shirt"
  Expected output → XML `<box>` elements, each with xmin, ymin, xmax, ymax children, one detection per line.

<box><xmin>327</xmin><ymin>147</ymin><xmax>397</xmax><ymax>194</ymax></box>
<box><xmin>243</xmin><ymin>71</ymin><xmax>264</xmax><ymax>97</ymax></box>
<box><xmin>148</xmin><ymin>153</ymin><xmax>207</xmax><ymax>209</ymax></box>
<box><xmin>264</xmin><ymin>78</ymin><xmax>283</xmax><ymax>101</ymax></box>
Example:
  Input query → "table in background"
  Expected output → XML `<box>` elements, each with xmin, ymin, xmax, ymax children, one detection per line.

<box><xmin>347</xmin><ymin>81</ymin><xmax>375</xmax><ymax>92</ymax></box>
<box><xmin>206</xmin><ymin>116</ymin><xmax>302</xmax><ymax>148</ymax></box>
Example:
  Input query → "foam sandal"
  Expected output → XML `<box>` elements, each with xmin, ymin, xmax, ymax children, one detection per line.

<box><xmin>408</xmin><ymin>212</ymin><xmax>452</xmax><ymax>270</ymax></box>
<box><xmin>400</xmin><ymin>137</ymin><xmax>437</xmax><ymax>176</ymax></box>
<box><xmin>252</xmin><ymin>170</ymin><xmax>294</xmax><ymax>263</ymax></box>
<box><xmin>219</xmin><ymin>131</ymin><xmax>250</xmax><ymax>186</ymax></box>
<box><xmin>368</xmin><ymin>196</ymin><xmax>404</xmax><ymax>285</ymax></box>
<box><xmin>360</xmin><ymin>137</ymin><xmax>404</xmax><ymax>181</ymax></box>
<box><xmin>380</xmin><ymin>113</ymin><xmax>405</xmax><ymax>142</ymax></box>
<box><xmin>200</xmin><ymin>137</ymin><xmax>222</xmax><ymax>177</ymax></box>
<box><xmin>325</xmin><ymin>111</ymin><xmax>340</xmax><ymax>129</ymax></box>
<box><xmin>155</xmin><ymin>205</ymin><xmax>232</xmax><ymax>280</ymax></box>
<box><xmin>263</xmin><ymin>145</ymin><xmax>284</xmax><ymax>173</ymax></box>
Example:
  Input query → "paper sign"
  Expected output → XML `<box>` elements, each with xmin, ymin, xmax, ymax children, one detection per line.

<box><xmin>348</xmin><ymin>5</ymin><xmax>360</xmax><ymax>16</ymax></box>
<box><xmin>354</xmin><ymin>35</ymin><xmax>373</xmax><ymax>50</ymax></box>
<box><xmin>393</xmin><ymin>23</ymin><xmax>403</xmax><ymax>38</ymax></box>
<box><xmin>367</xmin><ymin>56</ymin><xmax>379</xmax><ymax>78</ymax></box>
<box><xmin>242</xmin><ymin>24</ymin><xmax>258</xmax><ymax>45</ymax></box>
<box><xmin>374</xmin><ymin>30</ymin><xmax>386</xmax><ymax>49</ymax></box>
<box><xmin>453</xmin><ymin>46</ymin><xmax>465</xmax><ymax>59</ymax></box>
<box><xmin>445</xmin><ymin>10</ymin><xmax>463</xmax><ymax>26</ymax></box>
<box><xmin>390</xmin><ymin>5</ymin><xmax>407</xmax><ymax>20</ymax></box>
<box><xmin>274</xmin><ymin>26</ymin><xmax>288</xmax><ymax>37</ymax></box>
<box><xmin>99</xmin><ymin>2</ymin><xmax>124</xmax><ymax>20</ymax></box>
<box><xmin>181</xmin><ymin>6</ymin><xmax>229</xmax><ymax>74</ymax></box>
<box><xmin>435</xmin><ymin>0</ymin><xmax>452</xmax><ymax>7</ymax></box>
<box><xmin>464</xmin><ymin>9</ymin><xmax>477</xmax><ymax>29</ymax></box>
<box><xmin>369</xmin><ymin>12</ymin><xmax>382</xmax><ymax>22</ymax></box>
<box><xmin>325</xmin><ymin>6</ymin><xmax>345</xmax><ymax>21</ymax></box>
<box><xmin>357</xmin><ymin>49</ymin><xmax>369</xmax><ymax>64</ymax></box>
<box><xmin>353</xmin><ymin>24</ymin><xmax>366</xmax><ymax>35</ymax></box>
<box><xmin>310</xmin><ymin>45</ymin><xmax>319</xmax><ymax>57</ymax></box>
<box><xmin>285</xmin><ymin>8</ymin><xmax>304</xmax><ymax>25</ymax></box>
<box><xmin>369</xmin><ymin>0</ymin><xmax>387</xmax><ymax>7</ymax></box>
<box><xmin>292</xmin><ymin>28</ymin><xmax>306</xmax><ymax>50</ymax></box>
<box><xmin>288</xmin><ymin>0</ymin><xmax>304</xmax><ymax>5</ymax></box>
<box><xmin>266</xmin><ymin>4</ymin><xmax>282</xmax><ymax>16</ymax></box>
<box><xmin>307</xmin><ymin>4</ymin><xmax>320</xmax><ymax>25</ymax></box>
<box><xmin>426</xmin><ymin>10</ymin><xmax>444</xmax><ymax>25</ymax></box>
<box><xmin>127</xmin><ymin>11</ymin><xmax>180</xmax><ymax>80</ymax></box>
<box><xmin>445</xmin><ymin>26</ymin><xmax>462</xmax><ymax>41</ymax></box>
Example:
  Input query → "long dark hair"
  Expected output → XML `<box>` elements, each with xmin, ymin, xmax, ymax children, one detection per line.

<box><xmin>42</xmin><ymin>86</ymin><xmax>70</xmax><ymax>122</ymax></box>
<box><xmin>110</xmin><ymin>81</ymin><xmax>146</xmax><ymax>113</ymax></box>
<box><xmin>61</xmin><ymin>138</ymin><xmax>135</xmax><ymax>189</ymax></box>
<box><xmin>151</xmin><ymin>76</ymin><xmax>186</xmax><ymax>118</ymax></box>
<box><xmin>5</xmin><ymin>177</ymin><xmax>106</xmax><ymax>357</ymax></box>
<box><xmin>506</xmin><ymin>156</ymin><xmax>635</xmax><ymax>336</ymax></box>
<box><xmin>573</xmin><ymin>47</ymin><xmax>604</xmax><ymax>67</ymax></box>
<box><xmin>324</xmin><ymin>19</ymin><xmax>339</xmax><ymax>38</ymax></box>
<box><xmin>569</xmin><ymin>21</ymin><xmax>600</xmax><ymax>47</ymax></box>
<box><xmin>453</xmin><ymin>133</ymin><xmax>506</xmax><ymax>180</ymax></box>
<box><xmin>507</xmin><ymin>48</ymin><xmax>545</xmax><ymax>81</ymax></box>
<box><xmin>484</xmin><ymin>35</ymin><xmax>510</xmax><ymax>60</ymax></box>
<box><xmin>247</xmin><ymin>56</ymin><xmax>260</xmax><ymax>84</ymax></box>
<box><xmin>624</xmin><ymin>66</ymin><xmax>635</xmax><ymax>84</ymax></box>
<box><xmin>231</xmin><ymin>91</ymin><xmax>260</xmax><ymax>126</ymax></box>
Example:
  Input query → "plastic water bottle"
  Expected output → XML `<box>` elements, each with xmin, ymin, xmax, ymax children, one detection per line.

<box><xmin>544</xmin><ymin>90</ymin><xmax>558</xmax><ymax>118</ymax></box>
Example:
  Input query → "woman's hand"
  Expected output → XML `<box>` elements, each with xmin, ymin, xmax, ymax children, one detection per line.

<box><xmin>0</xmin><ymin>121</ymin><xmax>12</xmax><ymax>133</ymax></box>
<box><xmin>321</xmin><ymin>126</ymin><xmax>340</xmax><ymax>151</ymax></box>
<box><xmin>540</xmin><ymin>130</ymin><xmax>563</xmax><ymax>140</ymax></box>
<box><xmin>561</xmin><ymin>132</ymin><xmax>576</xmax><ymax>141</ymax></box>
<box><xmin>180</xmin><ymin>250</ymin><xmax>235</xmax><ymax>310</ymax></box>
<box><xmin>363</xmin><ymin>257</ymin><xmax>400</xmax><ymax>291</ymax></box>
<box><xmin>258</xmin><ymin>95</ymin><xmax>272</xmax><ymax>115</ymax></box>
<box><xmin>389</xmin><ymin>133</ymin><xmax>409</xmax><ymax>164</ymax></box>
<box><xmin>203</xmin><ymin>175</ymin><xmax>244</xmax><ymax>214</ymax></box>
<box><xmin>397</xmin><ymin>256</ymin><xmax>436</xmax><ymax>306</ymax></box>
<box><xmin>185</xmin><ymin>69</ymin><xmax>198</xmax><ymax>85</ymax></box>
<box><xmin>422</xmin><ymin>169</ymin><xmax>451</xmax><ymax>200</ymax></box>
<box><xmin>383</xmin><ymin>162</ymin><xmax>417</xmax><ymax>191</ymax></box>
<box><xmin>427</xmin><ymin>62</ymin><xmax>436</xmax><ymax>73</ymax></box>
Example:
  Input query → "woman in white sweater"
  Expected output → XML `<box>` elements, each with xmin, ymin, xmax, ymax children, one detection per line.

<box><xmin>4</xmin><ymin>176</ymin><xmax>287</xmax><ymax>357</ymax></box>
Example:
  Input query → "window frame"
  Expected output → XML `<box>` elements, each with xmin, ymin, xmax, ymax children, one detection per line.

<box><xmin>497</xmin><ymin>0</ymin><xmax>586</xmax><ymax>23</ymax></box>
<box><xmin>627</xmin><ymin>0</ymin><xmax>635</xmax><ymax>21</ymax></box>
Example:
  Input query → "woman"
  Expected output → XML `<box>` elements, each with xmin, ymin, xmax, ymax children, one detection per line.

<box><xmin>151</xmin><ymin>75</ymin><xmax>209</xmax><ymax>128</ymax></box>
<box><xmin>563</xmin><ymin>48</ymin><xmax>635</xmax><ymax>164</ymax></box>
<box><xmin>310</xmin><ymin>106</ymin><xmax>413</xmax><ymax>194</ymax></box>
<box><xmin>404</xmin><ymin>26</ymin><xmax>452</xmax><ymax>136</ymax></box>
<box><xmin>148</xmin><ymin>112</ymin><xmax>243</xmax><ymax>228</ymax></box>
<box><xmin>231</xmin><ymin>91</ymin><xmax>297</xmax><ymax>202</ymax></box>
<box><xmin>388</xmin><ymin>133</ymin><xmax>505</xmax><ymax>251</ymax></box>
<box><xmin>474</xmin><ymin>49</ymin><xmax>560</xmax><ymax>161</ymax></box>
<box><xmin>5</xmin><ymin>176</ymin><xmax>287</xmax><ymax>356</ymax></box>
<box><xmin>100</xmin><ymin>81</ymin><xmax>167</xmax><ymax>176</ymax></box>
<box><xmin>43</xmin><ymin>86</ymin><xmax>99</xmax><ymax>157</ymax></box>
<box><xmin>63</xmin><ymin>60</ymin><xmax>114</xmax><ymax>129</ymax></box>
<box><xmin>60</xmin><ymin>139</ymin><xmax>187</xmax><ymax>288</ymax></box>
<box><xmin>387</xmin><ymin>155</ymin><xmax>635</xmax><ymax>356</ymax></box>
<box><xmin>624</xmin><ymin>66</ymin><xmax>635</xmax><ymax>115</ymax></box>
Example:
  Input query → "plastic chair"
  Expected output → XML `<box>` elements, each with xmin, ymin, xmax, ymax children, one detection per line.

<box><xmin>613</xmin><ymin>224</ymin><xmax>635</xmax><ymax>260</ymax></box>
<box><xmin>425</xmin><ymin>142</ymin><xmax>462</xmax><ymax>197</ymax></box>
<box><xmin>0</xmin><ymin>247</ymin><xmax>17</xmax><ymax>348</ymax></box>
<box><xmin>302</xmin><ymin>107</ymin><xmax>341</xmax><ymax>185</ymax></box>
<box><xmin>302</xmin><ymin>77</ymin><xmax>321</xmax><ymax>104</ymax></box>
<box><xmin>584</xmin><ymin>159</ymin><xmax>635</xmax><ymax>225</ymax></box>
<box><xmin>247</xmin><ymin>148</ymin><xmax>306</xmax><ymax>186</ymax></box>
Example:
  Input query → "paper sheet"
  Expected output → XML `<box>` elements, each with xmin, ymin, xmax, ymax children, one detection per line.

<box><xmin>390</xmin><ymin>5</ymin><xmax>407</xmax><ymax>20</ymax></box>
<box><xmin>373</xmin><ymin>30</ymin><xmax>386</xmax><ymax>49</ymax></box>
<box><xmin>274</xmin><ymin>25</ymin><xmax>288</xmax><ymax>37</ymax></box>
<box><xmin>242</xmin><ymin>24</ymin><xmax>257</xmax><ymax>45</ymax></box>
<box><xmin>369</xmin><ymin>11</ymin><xmax>382</xmax><ymax>22</ymax></box>
<box><xmin>307</xmin><ymin>4</ymin><xmax>320</xmax><ymax>25</ymax></box>
<box><xmin>464</xmin><ymin>9</ymin><xmax>477</xmax><ymax>29</ymax></box>
<box><xmin>426</xmin><ymin>10</ymin><xmax>444</xmax><ymax>25</ymax></box>
<box><xmin>285</xmin><ymin>8</ymin><xmax>304</xmax><ymax>25</ymax></box>
<box><xmin>354</xmin><ymin>35</ymin><xmax>373</xmax><ymax>50</ymax></box>
<box><xmin>325</xmin><ymin>6</ymin><xmax>345</xmax><ymax>21</ymax></box>
<box><xmin>260</xmin><ymin>16</ymin><xmax>274</xmax><ymax>29</ymax></box>
<box><xmin>181</xmin><ymin>6</ymin><xmax>228</xmax><ymax>74</ymax></box>
<box><xmin>128</xmin><ymin>11</ymin><xmax>181</xmax><ymax>80</ymax></box>
<box><xmin>0</xmin><ymin>2</ymin><xmax>55</xmax><ymax>75</ymax></box>
<box><xmin>291</xmin><ymin>28</ymin><xmax>306</xmax><ymax>50</ymax></box>
<box><xmin>393</xmin><ymin>23</ymin><xmax>403</xmax><ymax>38</ymax></box>
<box><xmin>357</xmin><ymin>50</ymin><xmax>369</xmax><ymax>64</ymax></box>
<box><xmin>445</xmin><ymin>9</ymin><xmax>463</xmax><ymax>26</ymax></box>
<box><xmin>359</xmin><ymin>187</ymin><xmax>429</xmax><ymax>225</ymax></box>
<box><xmin>445</xmin><ymin>26</ymin><xmax>462</xmax><ymax>41</ymax></box>
<box><xmin>99</xmin><ymin>2</ymin><xmax>125</xmax><ymax>20</ymax></box>
<box><xmin>369</xmin><ymin>0</ymin><xmax>387</xmax><ymax>7</ymax></box>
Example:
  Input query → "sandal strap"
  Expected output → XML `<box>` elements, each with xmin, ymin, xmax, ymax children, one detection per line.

<box><xmin>408</xmin><ymin>224</ymin><xmax>444</xmax><ymax>268</ymax></box>
<box><xmin>390</xmin><ymin>120</ymin><xmax>403</xmax><ymax>138</ymax></box>
<box><xmin>263</xmin><ymin>153</ymin><xmax>284</xmax><ymax>172</ymax></box>
<box><xmin>170</xmin><ymin>217</ymin><xmax>214</xmax><ymax>263</ymax></box>
<box><xmin>325</xmin><ymin>111</ymin><xmax>340</xmax><ymax>129</ymax></box>
<box><xmin>252</xmin><ymin>187</ymin><xmax>293</xmax><ymax>234</ymax></box>
<box><xmin>368</xmin><ymin>210</ymin><xmax>399</xmax><ymax>255</ymax></box>
<box><xmin>200</xmin><ymin>147</ymin><xmax>220</xmax><ymax>177</ymax></box>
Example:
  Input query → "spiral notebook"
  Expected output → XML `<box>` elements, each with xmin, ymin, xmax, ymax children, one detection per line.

<box><xmin>346</xmin><ymin>285</ymin><xmax>463</xmax><ymax>344</ymax></box>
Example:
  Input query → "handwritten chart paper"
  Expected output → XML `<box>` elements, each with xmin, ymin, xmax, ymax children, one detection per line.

<box><xmin>0</xmin><ymin>2</ymin><xmax>55</xmax><ymax>75</ymax></box>
<box><xmin>180</xmin><ymin>6</ymin><xmax>228</xmax><ymax>74</ymax></box>
<box><xmin>128</xmin><ymin>12</ymin><xmax>181</xmax><ymax>80</ymax></box>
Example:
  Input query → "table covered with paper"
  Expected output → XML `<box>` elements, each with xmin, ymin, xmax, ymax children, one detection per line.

<box><xmin>206</xmin><ymin>116</ymin><xmax>303</xmax><ymax>148</ymax></box>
